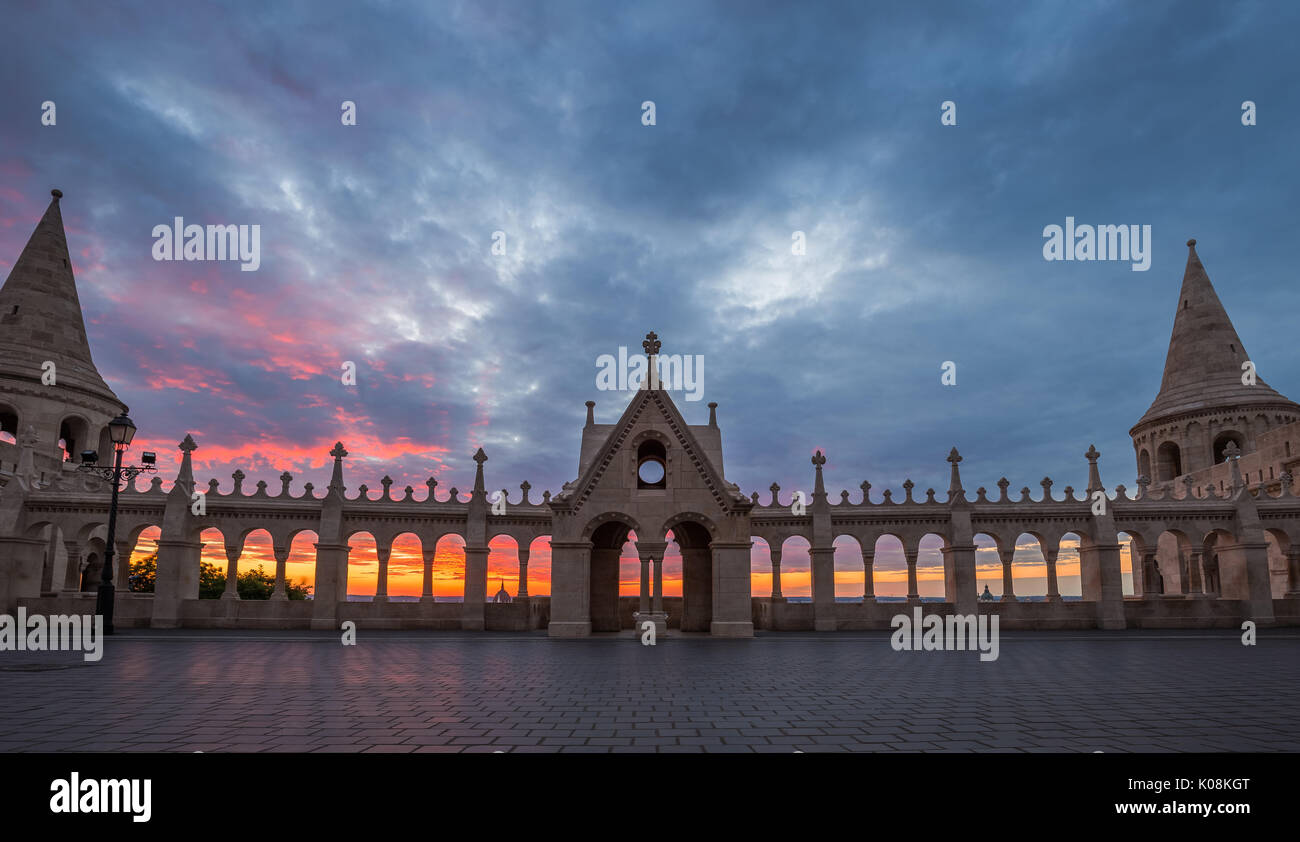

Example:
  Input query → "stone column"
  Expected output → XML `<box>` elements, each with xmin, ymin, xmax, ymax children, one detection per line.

<box><xmin>420</xmin><ymin>548</ymin><xmax>436</xmax><ymax>603</ymax></box>
<box><xmin>270</xmin><ymin>545</ymin><xmax>289</xmax><ymax>600</ymax></box>
<box><xmin>1187</xmin><ymin>550</ymin><xmax>1205</xmax><ymax>596</ymax></box>
<box><xmin>638</xmin><ymin>554</ymin><xmax>651</xmax><ymax>614</ymax></box>
<box><xmin>942</xmin><ymin>543</ymin><xmax>979</xmax><ymax>615</ymax></box>
<box><xmin>810</xmin><ymin>546</ymin><xmax>837</xmax><ymax>630</ymax></box>
<box><xmin>115</xmin><ymin>540</ymin><xmax>132</xmax><ymax>591</ymax></box>
<box><xmin>1044</xmin><ymin>548</ymin><xmax>1061</xmax><ymax>602</ymax></box>
<box><xmin>1143</xmin><ymin>552</ymin><xmax>1162</xmax><ymax>596</ymax></box>
<box><xmin>770</xmin><ymin>548</ymin><xmax>783</xmax><ymax>600</ymax></box>
<box><xmin>61</xmin><ymin>542</ymin><xmax>83</xmax><ymax>593</ymax></box>
<box><xmin>904</xmin><ymin>547</ymin><xmax>920</xmax><ymax>601</ymax></box>
<box><xmin>862</xmin><ymin>549</ymin><xmax>875</xmax><ymax>600</ymax></box>
<box><xmin>462</xmin><ymin>545</ymin><xmax>489</xmax><ymax>630</ymax></box>
<box><xmin>547</xmin><ymin>541</ymin><xmax>593</xmax><ymax>637</ymax></box>
<box><xmin>517</xmin><ymin>547</ymin><xmax>530</xmax><ymax>599</ymax></box>
<box><xmin>1000</xmin><ymin>548</ymin><xmax>1016</xmax><ymax>601</ymax></box>
<box><xmin>652</xmin><ymin>553</ymin><xmax>664</xmax><ymax>615</ymax></box>
<box><xmin>309</xmin><ymin>543</ymin><xmax>351</xmax><ymax>629</ymax></box>
<box><xmin>221</xmin><ymin>545</ymin><xmax>241</xmax><ymax>599</ymax></box>
<box><xmin>1287</xmin><ymin>548</ymin><xmax>1300</xmax><ymax>597</ymax></box>
<box><xmin>375</xmin><ymin>545</ymin><xmax>391</xmax><ymax>602</ymax></box>
<box><xmin>1130</xmin><ymin>546</ymin><xmax>1144</xmax><ymax>597</ymax></box>
<box><xmin>1177</xmin><ymin>551</ymin><xmax>1191</xmax><ymax>596</ymax></box>
<box><xmin>709</xmin><ymin>541</ymin><xmax>755</xmax><ymax>637</ymax></box>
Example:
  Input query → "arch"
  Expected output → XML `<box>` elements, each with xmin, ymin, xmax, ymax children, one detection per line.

<box><xmin>197</xmin><ymin>527</ymin><xmax>228</xmax><ymax>598</ymax></box>
<box><xmin>777</xmin><ymin>535</ymin><xmax>811</xmax><ymax>599</ymax></box>
<box><xmin>581</xmin><ymin>511</ymin><xmax>643</xmax><ymax>543</ymax></box>
<box><xmin>1156</xmin><ymin>441</ymin><xmax>1183</xmax><ymax>481</ymax></box>
<box><xmin>1056</xmin><ymin>532</ymin><xmax>1084</xmax><ymax>599</ymax></box>
<box><xmin>973</xmin><ymin>532</ymin><xmax>1000</xmax><ymax>598</ymax></box>
<box><xmin>487</xmin><ymin>534</ymin><xmax>519</xmax><ymax>602</ymax></box>
<box><xmin>526</xmin><ymin>535</ymin><xmax>552</xmax><ymax>597</ymax></box>
<box><xmin>917</xmin><ymin>532</ymin><xmax>946</xmax><ymax>600</ymax></box>
<box><xmin>832</xmin><ymin>534</ymin><xmax>864</xmax><ymax>602</ymax></box>
<box><xmin>0</xmin><ymin>401</ymin><xmax>18</xmax><ymax>445</ymax></box>
<box><xmin>233</xmin><ymin>528</ymin><xmax>276</xmax><ymax>598</ymax></box>
<box><xmin>871</xmin><ymin>533</ymin><xmax>906</xmax><ymax>599</ymax></box>
<box><xmin>670</xmin><ymin>520</ymin><xmax>712</xmax><ymax>630</ymax></box>
<box><xmin>1153</xmin><ymin>529</ymin><xmax>1196</xmax><ymax>596</ymax></box>
<box><xmin>431</xmin><ymin>533</ymin><xmax>466</xmax><ymax>601</ymax></box>
<box><xmin>1011</xmin><ymin>533</ymin><xmax>1047</xmax><ymax>598</ymax></box>
<box><xmin>285</xmin><ymin>530</ymin><xmax>319</xmax><ymax>594</ymax></box>
<box><xmin>346</xmin><ymin>531</ymin><xmax>380</xmax><ymax>599</ymax></box>
<box><xmin>661</xmin><ymin>511</ymin><xmax>718</xmax><ymax>542</ymax></box>
<box><xmin>1201</xmin><ymin>528</ymin><xmax>1236</xmax><ymax>596</ymax></box>
<box><xmin>1213</xmin><ymin>431</ymin><xmax>1244</xmax><ymax>464</ymax></box>
<box><xmin>589</xmin><ymin>520</ymin><xmax>636</xmax><ymax>631</ymax></box>
<box><xmin>1117</xmin><ymin>531</ymin><xmax>1138</xmax><ymax>596</ymax></box>
<box><xmin>749</xmin><ymin>536</ymin><xmax>773</xmax><ymax>597</ymax></box>
<box><xmin>57</xmin><ymin>414</ymin><xmax>91</xmax><ymax>462</ymax></box>
<box><xmin>1137</xmin><ymin>448</ymin><xmax>1152</xmax><ymax>481</ymax></box>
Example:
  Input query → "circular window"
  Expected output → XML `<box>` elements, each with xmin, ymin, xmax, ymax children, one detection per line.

<box><xmin>638</xmin><ymin>458</ymin><xmax>665</xmax><ymax>484</ymax></box>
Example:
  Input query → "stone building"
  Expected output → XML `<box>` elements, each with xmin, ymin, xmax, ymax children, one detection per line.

<box><xmin>1</xmin><ymin>190</ymin><xmax>1298</xmax><ymax>633</ymax></box>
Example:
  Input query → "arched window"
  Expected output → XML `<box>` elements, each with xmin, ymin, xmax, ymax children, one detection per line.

<box><xmin>1138</xmin><ymin>449</ymin><xmax>1152</xmax><ymax>481</ymax></box>
<box><xmin>637</xmin><ymin>440</ymin><xmax>666</xmax><ymax>490</ymax></box>
<box><xmin>58</xmin><ymin>416</ymin><xmax>91</xmax><ymax>462</ymax></box>
<box><xmin>1213</xmin><ymin>431</ymin><xmax>1244</xmax><ymax>463</ymax></box>
<box><xmin>1156</xmin><ymin>441</ymin><xmax>1182</xmax><ymax>482</ymax></box>
<box><xmin>0</xmin><ymin>404</ymin><xmax>18</xmax><ymax>445</ymax></box>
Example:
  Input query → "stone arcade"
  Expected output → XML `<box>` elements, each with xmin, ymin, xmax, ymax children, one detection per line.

<box><xmin>1</xmin><ymin>191</ymin><xmax>1299</xmax><ymax>634</ymax></box>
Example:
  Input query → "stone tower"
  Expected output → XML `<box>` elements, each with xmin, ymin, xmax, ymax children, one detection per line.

<box><xmin>0</xmin><ymin>190</ymin><xmax>127</xmax><ymax>481</ymax></box>
<box><xmin>1130</xmin><ymin>239</ymin><xmax>1300</xmax><ymax>488</ymax></box>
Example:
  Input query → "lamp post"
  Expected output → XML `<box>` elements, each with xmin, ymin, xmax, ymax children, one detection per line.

<box><xmin>77</xmin><ymin>411</ymin><xmax>156</xmax><ymax>635</ymax></box>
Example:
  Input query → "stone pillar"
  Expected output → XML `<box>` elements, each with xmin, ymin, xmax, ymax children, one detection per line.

<box><xmin>862</xmin><ymin>549</ymin><xmax>875</xmax><ymax>600</ymax></box>
<box><xmin>547</xmin><ymin>540</ymin><xmax>592</xmax><ymax>637</ymax></box>
<box><xmin>1044</xmin><ymin>548</ymin><xmax>1061</xmax><ymax>602</ymax></box>
<box><xmin>420</xmin><ymin>548</ymin><xmax>436</xmax><ymax>603</ymax></box>
<box><xmin>40</xmin><ymin>526</ymin><xmax>58</xmax><ymax>593</ymax></box>
<box><xmin>60</xmin><ymin>542</ymin><xmax>83</xmax><ymax>594</ymax></box>
<box><xmin>942</xmin><ymin>543</ymin><xmax>978</xmax><ymax>615</ymax></box>
<box><xmin>517</xmin><ymin>547</ymin><xmax>530</xmax><ymax>599</ymax></box>
<box><xmin>809</xmin><ymin>546</ymin><xmax>836</xmax><ymax>631</ymax></box>
<box><xmin>1000</xmin><ymin>548</ymin><xmax>1016</xmax><ymax>601</ymax></box>
<box><xmin>375</xmin><ymin>545</ymin><xmax>391</xmax><ymax>603</ymax></box>
<box><xmin>1081</xmin><ymin>542</ymin><xmax>1127</xmax><ymax>629</ymax></box>
<box><xmin>904</xmin><ymin>547</ymin><xmax>920</xmax><ymax>601</ymax></box>
<box><xmin>1215</xmin><ymin>541</ymin><xmax>1275</xmax><ymax>623</ymax></box>
<box><xmin>1287</xmin><ymin>548</ymin><xmax>1300</xmax><ymax>597</ymax></box>
<box><xmin>0</xmin><ymin>536</ymin><xmax>48</xmax><ymax>614</ymax></box>
<box><xmin>115</xmin><ymin>540</ymin><xmax>132</xmax><ymax>591</ymax></box>
<box><xmin>770</xmin><ymin>548</ymin><xmax>784</xmax><ymax>600</ymax></box>
<box><xmin>652</xmin><ymin>554</ymin><xmax>664</xmax><ymax>615</ymax></box>
<box><xmin>151</xmin><ymin>537</ymin><xmax>202</xmax><ymax>629</ymax></box>
<box><xmin>1187</xmin><ymin>550</ymin><xmax>1205</xmax><ymax>596</ymax></box>
<box><xmin>462</xmin><ymin>545</ymin><xmax>489</xmax><ymax>630</ymax></box>
<box><xmin>1143</xmin><ymin>552</ymin><xmax>1163</xmax><ymax>596</ymax></box>
<box><xmin>309</xmin><ymin>543</ymin><xmax>350</xmax><ymax>630</ymax></box>
<box><xmin>221</xmin><ymin>544</ymin><xmax>241</xmax><ymax>600</ymax></box>
<box><xmin>709</xmin><ymin>541</ymin><xmax>755</xmax><ymax>637</ymax></box>
<box><xmin>270</xmin><ymin>545</ymin><xmax>289</xmax><ymax>600</ymax></box>
<box><xmin>638</xmin><ymin>554</ymin><xmax>650</xmax><ymax>614</ymax></box>
<box><xmin>1130</xmin><ymin>545</ymin><xmax>1144</xmax><ymax>597</ymax></box>
<box><xmin>1177</xmin><ymin>550</ymin><xmax>1191</xmax><ymax>596</ymax></box>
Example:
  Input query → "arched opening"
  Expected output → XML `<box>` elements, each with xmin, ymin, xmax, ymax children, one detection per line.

<box><xmin>346</xmin><ymin>531</ymin><xmax>380</xmax><ymax>600</ymax></box>
<box><xmin>1057</xmin><ymin>532</ymin><xmax>1083</xmax><ymax>598</ymax></box>
<box><xmin>1213</xmin><ymin>431</ymin><xmax>1244</xmax><ymax>463</ymax></box>
<box><xmin>1154</xmin><ymin>530</ymin><xmax>1194</xmax><ymax>595</ymax></box>
<box><xmin>777</xmin><ymin>536</ymin><xmax>812</xmax><ymax>599</ymax></box>
<box><xmin>57</xmin><ymin>415</ymin><xmax>91</xmax><ymax>462</ymax></box>
<box><xmin>527</xmin><ymin>535</ymin><xmax>552</xmax><ymax>597</ymax></box>
<box><xmin>286</xmin><ymin>530</ymin><xmax>318</xmax><ymax>595</ymax></box>
<box><xmin>749</xmin><ymin>536</ymin><xmax>773</xmax><ymax>597</ymax></box>
<box><xmin>386</xmin><ymin>533</ymin><xmax>425</xmax><ymax>600</ymax></box>
<box><xmin>832</xmin><ymin>535</ymin><xmax>864</xmax><ymax>602</ymax></box>
<box><xmin>671</xmin><ymin>521</ymin><xmax>713</xmax><ymax>631</ymax></box>
<box><xmin>1156</xmin><ymin>441</ymin><xmax>1183</xmax><ymax>481</ymax></box>
<box><xmin>1137</xmin><ymin>449</ymin><xmax>1152</xmax><ymax>482</ymax></box>
<box><xmin>917</xmin><ymin>533</ymin><xmax>946</xmax><ymax>600</ymax></box>
<box><xmin>487</xmin><ymin>535</ymin><xmax>519</xmax><ymax>603</ymax></box>
<box><xmin>427</xmin><ymin>534</ymin><xmax>465</xmax><ymax>601</ymax></box>
<box><xmin>0</xmin><ymin>403</ymin><xmax>18</xmax><ymax>445</ymax></box>
<box><xmin>198</xmin><ymin>527</ymin><xmax>230</xmax><ymax>598</ymax></box>
<box><xmin>636</xmin><ymin>440</ymin><xmax>666</xmax><ymax>489</ymax></box>
<box><xmin>973</xmin><ymin>533</ymin><xmax>1000</xmax><ymax>599</ymax></box>
<box><xmin>589</xmin><ymin>521</ymin><xmax>635</xmax><ymax>631</ymax></box>
<box><xmin>872</xmin><ymin>534</ymin><xmax>906</xmax><ymax>600</ymax></box>
<box><xmin>235</xmin><ymin>528</ymin><xmax>276</xmax><ymax>598</ymax></box>
<box><xmin>1118</xmin><ymin>532</ymin><xmax>1138</xmax><ymax>596</ymax></box>
<box><xmin>1014</xmin><ymin>533</ymin><xmax>1048</xmax><ymax>598</ymax></box>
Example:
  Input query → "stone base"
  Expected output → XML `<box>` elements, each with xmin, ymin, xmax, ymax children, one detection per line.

<box><xmin>709</xmin><ymin>620</ymin><xmax>754</xmax><ymax>638</ymax></box>
<box><xmin>547</xmin><ymin>620</ymin><xmax>591</xmax><ymax>637</ymax></box>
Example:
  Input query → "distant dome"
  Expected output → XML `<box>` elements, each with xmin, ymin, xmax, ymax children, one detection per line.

<box><xmin>979</xmin><ymin>585</ymin><xmax>995</xmax><ymax>601</ymax></box>
<box><xmin>492</xmin><ymin>580</ymin><xmax>512</xmax><ymax>604</ymax></box>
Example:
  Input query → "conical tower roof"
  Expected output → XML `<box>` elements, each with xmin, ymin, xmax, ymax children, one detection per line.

<box><xmin>0</xmin><ymin>190</ymin><xmax>123</xmax><ymax>407</ymax></box>
<box><xmin>1133</xmin><ymin>239</ymin><xmax>1297</xmax><ymax>430</ymax></box>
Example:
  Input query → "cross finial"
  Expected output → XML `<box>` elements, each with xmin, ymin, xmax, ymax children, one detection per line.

<box><xmin>179</xmin><ymin>434</ymin><xmax>198</xmax><ymax>453</ymax></box>
<box><xmin>1223</xmin><ymin>440</ymin><xmax>1241</xmax><ymax>460</ymax></box>
<box><xmin>811</xmin><ymin>450</ymin><xmax>826</xmax><ymax>468</ymax></box>
<box><xmin>642</xmin><ymin>331</ymin><xmax>661</xmax><ymax>356</ymax></box>
<box><xmin>473</xmin><ymin>447</ymin><xmax>488</xmax><ymax>465</ymax></box>
<box><xmin>947</xmin><ymin>447</ymin><xmax>961</xmax><ymax>465</ymax></box>
<box><xmin>330</xmin><ymin>442</ymin><xmax>348</xmax><ymax>459</ymax></box>
<box><xmin>1085</xmin><ymin>444</ymin><xmax>1099</xmax><ymax>463</ymax></box>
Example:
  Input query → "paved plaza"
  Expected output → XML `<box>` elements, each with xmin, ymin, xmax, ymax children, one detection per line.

<box><xmin>1</xmin><ymin>630</ymin><xmax>1297</xmax><ymax>753</ymax></box>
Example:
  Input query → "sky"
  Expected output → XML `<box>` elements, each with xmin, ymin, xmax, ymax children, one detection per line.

<box><xmin>1</xmin><ymin>0</ymin><xmax>1296</xmax><ymax>597</ymax></box>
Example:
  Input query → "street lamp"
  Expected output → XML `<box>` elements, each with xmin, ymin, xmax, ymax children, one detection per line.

<box><xmin>77</xmin><ymin>410</ymin><xmax>156</xmax><ymax>635</ymax></box>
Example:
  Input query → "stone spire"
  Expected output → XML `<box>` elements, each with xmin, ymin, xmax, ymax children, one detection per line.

<box><xmin>1134</xmin><ymin>239</ymin><xmax>1297</xmax><ymax>428</ymax></box>
<box><xmin>0</xmin><ymin>190</ymin><xmax>123</xmax><ymax>407</ymax></box>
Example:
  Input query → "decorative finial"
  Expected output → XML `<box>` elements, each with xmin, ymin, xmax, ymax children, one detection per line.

<box><xmin>1085</xmin><ymin>444</ymin><xmax>1099</xmax><ymax>462</ymax></box>
<box><xmin>642</xmin><ymin>331</ymin><xmax>660</xmax><ymax>356</ymax></box>
<box><xmin>947</xmin><ymin>447</ymin><xmax>961</xmax><ymax>464</ymax></box>
<box><xmin>330</xmin><ymin>442</ymin><xmax>348</xmax><ymax>459</ymax></box>
<box><xmin>473</xmin><ymin>447</ymin><xmax>488</xmax><ymax>464</ymax></box>
<box><xmin>1223</xmin><ymin>440</ymin><xmax>1240</xmax><ymax>460</ymax></box>
<box><xmin>51</xmin><ymin>189</ymin><xmax>62</xmax><ymax>199</ymax></box>
<box><xmin>1187</xmin><ymin>238</ymin><xmax>1196</xmax><ymax>247</ymax></box>
<box><xmin>811</xmin><ymin>450</ymin><xmax>826</xmax><ymax>468</ymax></box>
<box><xmin>179</xmin><ymin>434</ymin><xmax>198</xmax><ymax>453</ymax></box>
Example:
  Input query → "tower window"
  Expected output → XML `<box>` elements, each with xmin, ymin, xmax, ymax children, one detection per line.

<box><xmin>636</xmin><ymin>439</ymin><xmax>667</xmax><ymax>490</ymax></box>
